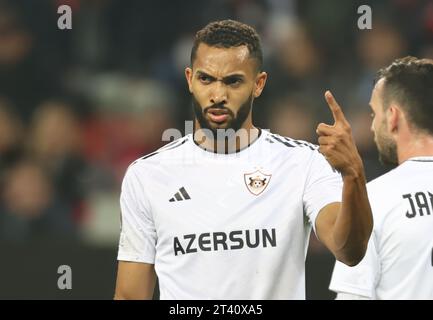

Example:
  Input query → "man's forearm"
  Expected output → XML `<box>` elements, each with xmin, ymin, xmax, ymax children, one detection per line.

<box><xmin>333</xmin><ymin>171</ymin><xmax>373</xmax><ymax>266</ymax></box>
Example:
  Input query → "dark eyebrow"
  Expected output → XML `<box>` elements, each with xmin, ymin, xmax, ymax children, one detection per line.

<box><xmin>223</xmin><ymin>74</ymin><xmax>245</xmax><ymax>81</ymax></box>
<box><xmin>196</xmin><ymin>71</ymin><xmax>245</xmax><ymax>81</ymax></box>
<box><xmin>196</xmin><ymin>71</ymin><xmax>216</xmax><ymax>80</ymax></box>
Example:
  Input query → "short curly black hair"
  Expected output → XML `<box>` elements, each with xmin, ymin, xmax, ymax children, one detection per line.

<box><xmin>375</xmin><ymin>56</ymin><xmax>433</xmax><ymax>134</ymax></box>
<box><xmin>190</xmin><ymin>19</ymin><xmax>263</xmax><ymax>71</ymax></box>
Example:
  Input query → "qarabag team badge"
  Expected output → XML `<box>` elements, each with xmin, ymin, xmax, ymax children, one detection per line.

<box><xmin>244</xmin><ymin>170</ymin><xmax>271</xmax><ymax>196</ymax></box>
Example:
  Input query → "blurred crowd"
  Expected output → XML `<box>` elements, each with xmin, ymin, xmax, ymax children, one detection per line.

<box><xmin>0</xmin><ymin>0</ymin><xmax>432</xmax><ymax>246</ymax></box>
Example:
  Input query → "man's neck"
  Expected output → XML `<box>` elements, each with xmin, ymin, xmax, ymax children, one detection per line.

<box><xmin>398</xmin><ymin>133</ymin><xmax>433</xmax><ymax>164</ymax></box>
<box><xmin>193</xmin><ymin>122</ymin><xmax>260</xmax><ymax>154</ymax></box>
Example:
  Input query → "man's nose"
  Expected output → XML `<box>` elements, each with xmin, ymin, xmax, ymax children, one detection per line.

<box><xmin>210</xmin><ymin>81</ymin><xmax>227</xmax><ymax>105</ymax></box>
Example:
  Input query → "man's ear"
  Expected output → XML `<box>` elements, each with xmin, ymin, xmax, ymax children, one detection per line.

<box><xmin>253</xmin><ymin>71</ymin><xmax>267</xmax><ymax>98</ymax></box>
<box><xmin>185</xmin><ymin>67</ymin><xmax>193</xmax><ymax>93</ymax></box>
<box><xmin>387</xmin><ymin>104</ymin><xmax>400</xmax><ymax>134</ymax></box>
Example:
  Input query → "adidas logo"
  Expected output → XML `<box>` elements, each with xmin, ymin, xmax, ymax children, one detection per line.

<box><xmin>169</xmin><ymin>187</ymin><xmax>191</xmax><ymax>202</ymax></box>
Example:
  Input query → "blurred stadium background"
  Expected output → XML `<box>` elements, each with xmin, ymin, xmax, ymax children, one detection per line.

<box><xmin>0</xmin><ymin>0</ymin><xmax>431</xmax><ymax>299</ymax></box>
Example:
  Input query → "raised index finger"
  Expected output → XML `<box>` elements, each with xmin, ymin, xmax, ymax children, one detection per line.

<box><xmin>325</xmin><ymin>90</ymin><xmax>347</xmax><ymax>124</ymax></box>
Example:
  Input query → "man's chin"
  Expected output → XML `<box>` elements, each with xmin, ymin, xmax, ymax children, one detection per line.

<box><xmin>202</xmin><ymin>119</ymin><xmax>232</xmax><ymax>131</ymax></box>
<box><xmin>379</xmin><ymin>157</ymin><xmax>398</xmax><ymax>167</ymax></box>
<box><xmin>378</xmin><ymin>150</ymin><xmax>398</xmax><ymax>166</ymax></box>
<box><xmin>196</xmin><ymin>123</ymin><xmax>243</xmax><ymax>140</ymax></box>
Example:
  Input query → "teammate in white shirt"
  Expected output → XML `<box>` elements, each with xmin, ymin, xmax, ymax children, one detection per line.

<box><xmin>330</xmin><ymin>56</ymin><xmax>433</xmax><ymax>300</ymax></box>
<box><xmin>114</xmin><ymin>20</ymin><xmax>373</xmax><ymax>300</ymax></box>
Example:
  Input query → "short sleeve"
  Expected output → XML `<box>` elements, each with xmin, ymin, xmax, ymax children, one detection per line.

<box><xmin>117</xmin><ymin>165</ymin><xmax>157</xmax><ymax>264</ymax></box>
<box><xmin>329</xmin><ymin>233</ymin><xmax>380</xmax><ymax>299</ymax></box>
<box><xmin>303</xmin><ymin>150</ymin><xmax>343</xmax><ymax>234</ymax></box>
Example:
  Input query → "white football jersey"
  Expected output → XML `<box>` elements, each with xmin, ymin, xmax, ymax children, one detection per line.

<box><xmin>330</xmin><ymin>157</ymin><xmax>433</xmax><ymax>299</ymax></box>
<box><xmin>117</xmin><ymin>129</ymin><xmax>343</xmax><ymax>299</ymax></box>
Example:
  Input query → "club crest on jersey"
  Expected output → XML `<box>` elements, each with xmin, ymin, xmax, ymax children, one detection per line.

<box><xmin>244</xmin><ymin>170</ymin><xmax>271</xmax><ymax>196</ymax></box>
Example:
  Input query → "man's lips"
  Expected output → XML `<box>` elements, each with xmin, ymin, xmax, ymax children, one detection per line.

<box><xmin>206</xmin><ymin>108</ymin><xmax>230</xmax><ymax>123</ymax></box>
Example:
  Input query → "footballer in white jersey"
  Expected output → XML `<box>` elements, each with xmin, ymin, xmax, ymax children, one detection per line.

<box><xmin>330</xmin><ymin>56</ymin><xmax>433</xmax><ymax>300</ymax></box>
<box><xmin>118</xmin><ymin>129</ymin><xmax>342</xmax><ymax>299</ymax></box>
<box><xmin>330</xmin><ymin>158</ymin><xmax>433</xmax><ymax>299</ymax></box>
<box><xmin>115</xmin><ymin>20</ymin><xmax>373</xmax><ymax>300</ymax></box>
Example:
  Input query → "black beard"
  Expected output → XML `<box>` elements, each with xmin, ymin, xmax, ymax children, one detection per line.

<box><xmin>375</xmin><ymin>126</ymin><xmax>398</xmax><ymax>166</ymax></box>
<box><xmin>378</xmin><ymin>142</ymin><xmax>398</xmax><ymax>166</ymax></box>
<box><xmin>192</xmin><ymin>94</ymin><xmax>252</xmax><ymax>139</ymax></box>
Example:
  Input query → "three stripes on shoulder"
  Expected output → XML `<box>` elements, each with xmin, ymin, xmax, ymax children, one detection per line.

<box><xmin>169</xmin><ymin>187</ymin><xmax>191</xmax><ymax>202</ymax></box>
<box><xmin>269</xmin><ymin>134</ymin><xmax>317</xmax><ymax>150</ymax></box>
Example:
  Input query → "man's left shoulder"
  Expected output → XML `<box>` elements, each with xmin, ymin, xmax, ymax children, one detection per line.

<box><xmin>264</xmin><ymin>132</ymin><xmax>318</xmax><ymax>155</ymax></box>
<box><xmin>366</xmin><ymin>165</ymin><xmax>404</xmax><ymax>194</ymax></box>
